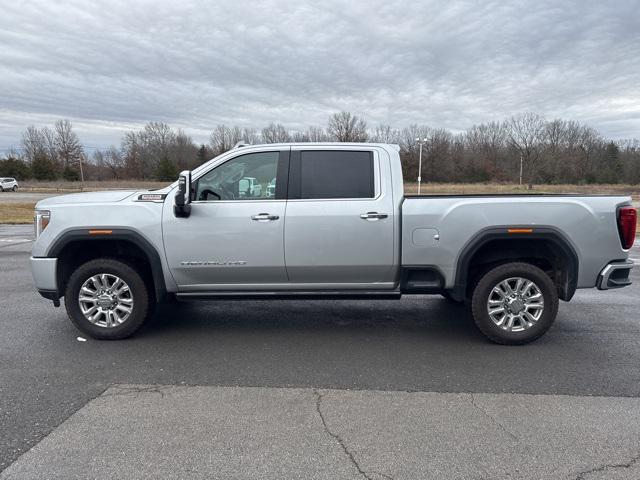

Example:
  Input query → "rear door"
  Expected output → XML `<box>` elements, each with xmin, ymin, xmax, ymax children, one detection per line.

<box><xmin>284</xmin><ymin>147</ymin><xmax>396</xmax><ymax>288</ymax></box>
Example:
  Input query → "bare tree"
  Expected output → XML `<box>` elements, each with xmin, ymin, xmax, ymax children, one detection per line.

<box><xmin>170</xmin><ymin>130</ymin><xmax>198</xmax><ymax>171</ymax></box>
<box><xmin>241</xmin><ymin>128</ymin><xmax>259</xmax><ymax>145</ymax></box>
<box><xmin>14</xmin><ymin>115</ymin><xmax>640</xmax><ymax>184</ymax></box>
<box><xmin>506</xmin><ymin>113</ymin><xmax>547</xmax><ymax>188</ymax></box>
<box><xmin>21</xmin><ymin>126</ymin><xmax>47</xmax><ymax>163</ymax></box>
<box><xmin>291</xmin><ymin>131</ymin><xmax>309</xmax><ymax>142</ymax></box>
<box><xmin>370</xmin><ymin>124</ymin><xmax>400</xmax><ymax>144</ymax></box>
<box><xmin>93</xmin><ymin>147</ymin><xmax>124</xmax><ymax>180</ymax></box>
<box><xmin>54</xmin><ymin>120</ymin><xmax>84</xmax><ymax>171</ymax></box>
<box><xmin>397</xmin><ymin>125</ymin><xmax>433</xmax><ymax>180</ymax></box>
<box><xmin>463</xmin><ymin>122</ymin><xmax>506</xmax><ymax>180</ymax></box>
<box><xmin>577</xmin><ymin>126</ymin><xmax>603</xmax><ymax>182</ymax></box>
<box><xmin>261</xmin><ymin>123</ymin><xmax>290</xmax><ymax>143</ymax></box>
<box><xmin>305</xmin><ymin>126</ymin><xmax>329</xmax><ymax>142</ymax></box>
<box><xmin>327</xmin><ymin>112</ymin><xmax>368</xmax><ymax>142</ymax></box>
<box><xmin>42</xmin><ymin>127</ymin><xmax>58</xmax><ymax>163</ymax></box>
<box><xmin>121</xmin><ymin>131</ymin><xmax>143</xmax><ymax>178</ymax></box>
<box><xmin>209</xmin><ymin>125</ymin><xmax>243</xmax><ymax>155</ymax></box>
<box><xmin>138</xmin><ymin>122</ymin><xmax>176</xmax><ymax>178</ymax></box>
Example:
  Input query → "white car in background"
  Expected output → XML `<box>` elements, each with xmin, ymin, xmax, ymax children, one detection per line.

<box><xmin>0</xmin><ymin>178</ymin><xmax>18</xmax><ymax>192</ymax></box>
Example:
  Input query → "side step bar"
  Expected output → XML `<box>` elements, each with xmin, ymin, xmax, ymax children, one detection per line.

<box><xmin>175</xmin><ymin>290</ymin><xmax>402</xmax><ymax>301</ymax></box>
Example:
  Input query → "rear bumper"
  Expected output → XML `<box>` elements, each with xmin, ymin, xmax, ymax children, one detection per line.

<box><xmin>597</xmin><ymin>260</ymin><xmax>634</xmax><ymax>290</ymax></box>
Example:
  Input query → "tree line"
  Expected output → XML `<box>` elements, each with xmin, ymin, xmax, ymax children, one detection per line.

<box><xmin>1</xmin><ymin>112</ymin><xmax>638</xmax><ymax>186</ymax></box>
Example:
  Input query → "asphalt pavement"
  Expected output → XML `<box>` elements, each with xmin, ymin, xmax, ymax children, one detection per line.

<box><xmin>1</xmin><ymin>225</ymin><xmax>639</xmax><ymax>479</ymax></box>
<box><xmin>0</xmin><ymin>192</ymin><xmax>60</xmax><ymax>204</ymax></box>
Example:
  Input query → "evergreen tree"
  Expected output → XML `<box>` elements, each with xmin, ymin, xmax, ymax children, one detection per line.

<box><xmin>197</xmin><ymin>144</ymin><xmax>208</xmax><ymax>165</ymax></box>
<box><xmin>62</xmin><ymin>165</ymin><xmax>80</xmax><ymax>181</ymax></box>
<box><xmin>31</xmin><ymin>154</ymin><xmax>58</xmax><ymax>180</ymax></box>
<box><xmin>155</xmin><ymin>157</ymin><xmax>178</xmax><ymax>181</ymax></box>
<box><xmin>0</xmin><ymin>157</ymin><xmax>31</xmax><ymax>179</ymax></box>
<box><xmin>601</xmin><ymin>142</ymin><xmax>622</xmax><ymax>183</ymax></box>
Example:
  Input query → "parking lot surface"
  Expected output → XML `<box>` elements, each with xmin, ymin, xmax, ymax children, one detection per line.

<box><xmin>1</xmin><ymin>225</ymin><xmax>639</xmax><ymax>478</ymax></box>
<box><xmin>0</xmin><ymin>192</ymin><xmax>61</xmax><ymax>204</ymax></box>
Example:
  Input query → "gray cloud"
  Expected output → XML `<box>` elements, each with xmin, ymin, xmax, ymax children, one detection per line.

<box><xmin>1</xmin><ymin>0</ymin><xmax>639</xmax><ymax>151</ymax></box>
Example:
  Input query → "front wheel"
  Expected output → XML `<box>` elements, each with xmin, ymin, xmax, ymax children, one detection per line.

<box><xmin>471</xmin><ymin>262</ymin><xmax>558</xmax><ymax>345</ymax></box>
<box><xmin>64</xmin><ymin>258</ymin><xmax>151</xmax><ymax>339</ymax></box>
<box><xmin>12</xmin><ymin>185</ymin><xmax>17</xmax><ymax>191</ymax></box>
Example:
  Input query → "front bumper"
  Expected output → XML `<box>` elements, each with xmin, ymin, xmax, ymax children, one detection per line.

<box><xmin>30</xmin><ymin>256</ymin><xmax>58</xmax><ymax>296</ymax></box>
<box><xmin>597</xmin><ymin>260</ymin><xmax>634</xmax><ymax>290</ymax></box>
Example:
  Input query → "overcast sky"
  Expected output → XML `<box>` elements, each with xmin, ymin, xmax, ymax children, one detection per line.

<box><xmin>1</xmin><ymin>0</ymin><xmax>639</xmax><ymax>153</ymax></box>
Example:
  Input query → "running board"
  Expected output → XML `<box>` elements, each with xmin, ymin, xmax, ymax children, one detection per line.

<box><xmin>175</xmin><ymin>290</ymin><xmax>402</xmax><ymax>301</ymax></box>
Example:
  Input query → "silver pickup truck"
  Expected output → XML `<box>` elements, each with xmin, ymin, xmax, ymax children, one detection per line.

<box><xmin>31</xmin><ymin>143</ymin><xmax>636</xmax><ymax>344</ymax></box>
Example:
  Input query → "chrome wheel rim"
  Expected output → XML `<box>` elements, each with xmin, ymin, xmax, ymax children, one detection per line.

<box><xmin>78</xmin><ymin>274</ymin><xmax>134</xmax><ymax>328</ymax></box>
<box><xmin>487</xmin><ymin>277</ymin><xmax>544</xmax><ymax>332</ymax></box>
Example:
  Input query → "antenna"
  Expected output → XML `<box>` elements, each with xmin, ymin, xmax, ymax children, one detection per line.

<box><xmin>233</xmin><ymin>141</ymin><xmax>251</xmax><ymax>149</ymax></box>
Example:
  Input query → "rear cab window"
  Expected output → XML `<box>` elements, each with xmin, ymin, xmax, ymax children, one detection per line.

<box><xmin>289</xmin><ymin>150</ymin><xmax>375</xmax><ymax>199</ymax></box>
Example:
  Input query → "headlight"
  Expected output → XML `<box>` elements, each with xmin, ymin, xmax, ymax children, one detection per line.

<box><xmin>34</xmin><ymin>210</ymin><xmax>50</xmax><ymax>238</ymax></box>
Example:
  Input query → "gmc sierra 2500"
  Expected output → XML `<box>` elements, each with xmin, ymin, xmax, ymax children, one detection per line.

<box><xmin>31</xmin><ymin>143</ymin><xmax>636</xmax><ymax>344</ymax></box>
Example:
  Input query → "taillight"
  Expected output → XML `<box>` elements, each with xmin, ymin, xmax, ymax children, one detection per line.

<box><xmin>617</xmin><ymin>206</ymin><xmax>637</xmax><ymax>250</ymax></box>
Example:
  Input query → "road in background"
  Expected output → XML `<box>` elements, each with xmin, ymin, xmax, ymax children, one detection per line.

<box><xmin>0</xmin><ymin>192</ymin><xmax>62</xmax><ymax>204</ymax></box>
<box><xmin>1</xmin><ymin>226</ymin><xmax>639</xmax><ymax>478</ymax></box>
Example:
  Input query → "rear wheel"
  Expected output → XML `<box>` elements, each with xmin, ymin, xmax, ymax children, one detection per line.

<box><xmin>64</xmin><ymin>258</ymin><xmax>151</xmax><ymax>339</ymax></box>
<box><xmin>12</xmin><ymin>185</ymin><xmax>17</xmax><ymax>191</ymax></box>
<box><xmin>471</xmin><ymin>262</ymin><xmax>558</xmax><ymax>345</ymax></box>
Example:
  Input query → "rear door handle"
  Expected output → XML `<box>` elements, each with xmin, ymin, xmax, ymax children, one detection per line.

<box><xmin>360</xmin><ymin>212</ymin><xmax>388</xmax><ymax>220</ymax></box>
<box><xmin>251</xmin><ymin>213</ymin><xmax>280</xmax><ymax>221</ymax></box>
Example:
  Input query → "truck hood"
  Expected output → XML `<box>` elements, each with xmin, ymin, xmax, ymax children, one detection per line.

<box><xmin>36</xmin><ymin>190</ymin><xmax>138</xmax><ymax>207</ymax></box>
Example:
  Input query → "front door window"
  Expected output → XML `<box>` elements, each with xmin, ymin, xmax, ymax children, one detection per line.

<box><xmin>195</xmin><ymin>152</ymin><xmax>279</xmax><ymax>201</ymax></box>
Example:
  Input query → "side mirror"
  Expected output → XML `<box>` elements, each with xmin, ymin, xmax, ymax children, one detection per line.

<box><xmin>174</xmin><ymin>170</ymin><xmax>192</xmax><ymax>218</ymax></box>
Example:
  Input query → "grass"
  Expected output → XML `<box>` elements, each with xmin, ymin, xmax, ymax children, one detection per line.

<box><xmin>0</xmin><ymin>203</ymin><xmax>35</xmax><ymax>224</ymax></box>
<box><xmin>405</xmin><ymin>182</ymin><xmax>640</xmax><ymax>199</ymax></box>
<box><xmin>18</xmin><ymin>180</ymin><xmax>167</xmax><ymax>193</ymax></box>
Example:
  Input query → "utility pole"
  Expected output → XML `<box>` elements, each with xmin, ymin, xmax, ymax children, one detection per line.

<box><xmin>416</xmin><ymin>137</ymin><xmax>427</xmax><ymax>195</ymax></box>
<box><xmin>79</xmin><ymin>154</ymin><xmax>85</xmax><ymax>183</ymax></box>
<box><xmin>519</xmin><ymin>152</ymin><xmax>523</xmax><ymax>187</ymax></box>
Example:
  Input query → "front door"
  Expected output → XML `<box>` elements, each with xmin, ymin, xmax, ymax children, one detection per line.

<box><xmin>163</xmin><ymin>148</ymin><xmax>290</xmax><ymax>290</ymax></box>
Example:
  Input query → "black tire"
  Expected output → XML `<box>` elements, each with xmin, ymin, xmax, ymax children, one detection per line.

<box><xmin>471</xmin><ymin>262</ymin><xmax>558</xmax><ymax>345</ymax></box>
<box><xmin>64</xmin><ymin>258</ymin><xmax>151</xmax><ymax>340</ymax></box>
<box><xmin>12</xmin><ymin>186</ymin><xmax>17</xmax><ymax>191</ymax></box>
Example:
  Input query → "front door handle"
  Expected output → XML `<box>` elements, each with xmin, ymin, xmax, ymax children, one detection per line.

<box><xmin>251</xmin><ymin>213</ymin><xmax>280</xmax><ymax>221</ymax></box>
<box><xmin>360</xmin><ymin>212</ymin><xmax>388</xmax><ymax>220</ymax></box>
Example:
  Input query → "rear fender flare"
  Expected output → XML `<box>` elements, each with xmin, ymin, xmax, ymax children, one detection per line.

<box><xmin>452</xmin><ymin>226</ymin><xmax>579</xmax><ymax>301</ymax></box>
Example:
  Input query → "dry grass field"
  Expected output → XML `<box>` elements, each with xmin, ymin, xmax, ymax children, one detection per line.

<box><xmin>0</xmin><ymin>203</ymin><xmax>35</xmax><ymax>224</ymax></box>
<box><xmin>18</xmin><ymin>180</ymin><xmax>167</xmax><ymax>193</ymax></box>
<box><xmin>404</xmin><ymin>182</ymin><xmax>640</xmax><ymax>197</ymax></box>
<box><xmin>2</xmin><ymin>182</ymin><xmax>639</xmax><ymax>233</ymax></box>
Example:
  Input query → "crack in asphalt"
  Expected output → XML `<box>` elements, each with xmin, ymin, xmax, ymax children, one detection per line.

<box><xmin>468</xmin><ymin>393</ymin><xmax>519</xmax><ymax>441</ymax></box>
<box><xmin>313</xmin><ymin>389</ymin><xmax>393</xmax><ymax>480</ymax></box>
<box><xmin>98</xmin><ymin>384</ymin><xmax>173</xmax><ymax>398</ymax></box>
<box><xmin>574</xmin><ymin>451</ymin><xmax>640</xmax><ymax>479</ymax></box>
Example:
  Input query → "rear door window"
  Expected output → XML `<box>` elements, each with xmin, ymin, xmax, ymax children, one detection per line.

<box><xmin>298</xmin><ymin>151</ymin><xmax>374</xmax><ymax>199</ymax></box>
